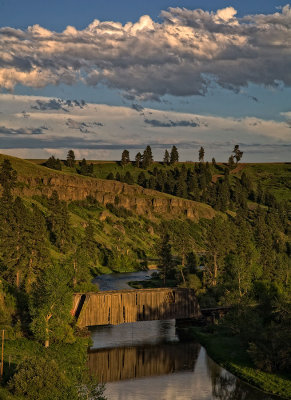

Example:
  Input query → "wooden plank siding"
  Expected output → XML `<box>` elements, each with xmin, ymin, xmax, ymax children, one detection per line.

<box><xmin>88</xmin><ymin>342</ymin><xmax>200</xmax><ymax>383</ymax></box>
<box><xmin>73</xmin><ymin>288</ymin><xmax>200</xmax><ymax>328</ymax></box>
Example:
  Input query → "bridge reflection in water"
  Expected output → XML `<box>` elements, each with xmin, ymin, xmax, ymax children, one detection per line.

<box><xmin>88</xmin><ymin>342</ymin><xmax>200</xmax><ymax>383</ymax></box>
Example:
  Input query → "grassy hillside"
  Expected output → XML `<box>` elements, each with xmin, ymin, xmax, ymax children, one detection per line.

<box><xmin>27</xmin><ymin>158</ymin><xmax>291</xmax><ymax>203</ymax></box>
<box><xmin>0</xmin><ymin>154</ymin><xmax>212</xmax><ymax>274</ymax></box>
<box><xmin>1</xmin><ymin>154</ymin><xmax>290</xmax><ymax>274</ymax></box>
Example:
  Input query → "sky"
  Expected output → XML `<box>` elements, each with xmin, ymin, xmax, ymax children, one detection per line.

<box><xmin>0</xmin><ymin>0</ymin><xmax>290</xmax><ymax>161</ymax></box>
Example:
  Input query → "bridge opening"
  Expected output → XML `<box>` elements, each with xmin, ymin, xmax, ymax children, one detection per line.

<box><xmin>74</xmin><ymin>294</ymin><xmax>86</xmax><ymax>319</ymax></box>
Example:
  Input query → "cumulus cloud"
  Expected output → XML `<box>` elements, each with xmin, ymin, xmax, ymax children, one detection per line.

<box><xmin>0</xmin><ymin>6</ymin><xmax>291</xmax><ymax>99</ymax></box>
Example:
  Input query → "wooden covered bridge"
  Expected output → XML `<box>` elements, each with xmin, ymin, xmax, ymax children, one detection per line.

<box><xmin>72</xmin><ymin>288</ymin><xmax>200</xmax><ymax>328</ymax></box>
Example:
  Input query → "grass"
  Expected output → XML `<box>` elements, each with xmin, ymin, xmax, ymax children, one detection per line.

<box><xmin>243</xmin><ymin>163</ymin><xmax>291</xmax><ymax>202</ymax></box>
<box><xmin>189</xmin><ymin>326</ymin><xmax>291</xmax><ymax>399</ymax></box>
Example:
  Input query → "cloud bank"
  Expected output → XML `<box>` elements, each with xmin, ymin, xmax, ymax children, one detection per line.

<box><xmin>0</xmin><ymin>94</ymin><xmax>290</xmax><ymax>161</ymax></box>
<box><xmin>0</xmin><ymin>6</ymin><xmax>291</xmax><ymax>99</ymax></box>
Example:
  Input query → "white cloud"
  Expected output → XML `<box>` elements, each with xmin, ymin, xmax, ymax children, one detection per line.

<box><xmin>0</xmin><ymin>6</ymin><xmax>290</xmax><ymax>99</ymax></box>
<box><xmin>0</xmin><ymin>94</ymin><xmax>290</xmax><ymax>162</ymax></box>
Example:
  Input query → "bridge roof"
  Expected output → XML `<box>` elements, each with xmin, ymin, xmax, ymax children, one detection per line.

<box><xmin>74</xmin><ymin>287</ymin><xmax>193</xmax><ymax>296</ymax></box>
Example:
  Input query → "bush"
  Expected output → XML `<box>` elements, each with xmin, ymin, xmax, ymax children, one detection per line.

<box><xmin>9</xmin><ymin>357</ymin><xmax>76</xmax><ymax>400</ymax></box>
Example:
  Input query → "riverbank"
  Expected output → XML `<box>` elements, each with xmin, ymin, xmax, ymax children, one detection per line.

<box><xmin>186</xmin><ymin>326</ymin><xmax>291</xmax><ymax>399</ymax></box>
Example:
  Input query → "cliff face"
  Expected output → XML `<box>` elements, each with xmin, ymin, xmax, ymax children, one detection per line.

<box><xmin>16</xmin><ymin>173</ymin><xmax>215</xmax><ymax>221</ymax></box>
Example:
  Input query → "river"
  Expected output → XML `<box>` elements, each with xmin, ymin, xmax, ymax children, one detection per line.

<box><xmin>89</xmin><ymin>271</ymin><xmax>278</xmax><ymax>400</ymax></box>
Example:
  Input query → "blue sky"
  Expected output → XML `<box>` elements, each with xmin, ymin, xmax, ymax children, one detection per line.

<box><xmin>0</xmin><ymin>1</ymin><xmax>290</xmax><ymax>160</ymax></box>
<box><xmin>0</xmin><ymin>0</ymin><xmax>284</xmax><ymax>29</ymax></box>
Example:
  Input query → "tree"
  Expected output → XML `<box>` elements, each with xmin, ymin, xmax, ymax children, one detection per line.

<box><xmin>121</xmin><ymin>149</ymin><xmax>130</xmax><ymax>166</ymax></box>
<box><xmin>228</xmin><ymin>155</ymin><xmax>235</xmax><ymax>169</ymax></box>
<box><xmin>199</xmin><ymin>147</ymin><xmax>205</xmax><ymax>162</ymax></box>
<box><xmin>66</xmin><ymin>150</ymin><xmax>75</xmax><ymax>168</ymax></box>
<box><xmin>47</xmin><ymin>191</ymin><xmax>71</xmax><ymax>251</ymax></box>
<box><xmin>78</xmin><ymin>158</ymin><xmax>93</xmax><ymax>176</ymax></box>
<box><xmin>137</xmin><ymin>172</ymin><xmax>147</xmax><ymax>187</ymax></box>
<box><xmin>212</xmin><ymin>158</ymin><xmax>216</xmax><ymax>167</ymax></box>
<box><xmin>205</xmin><ymin>216</ymin><xmax>233</xmax><ymax>286</ymax></box>
<box><xmin>30</xmin><ymin>263</ymin><xmax>74</xmax><ymax>348</ymax></box>
<box><xmin>186</xmin><ymin>251</ymin><xmax>198</xmax><ymax>274</ymax></box>
<box><xmin>124</xmin><ymin>171</ymin><xmax>134</xmax><ymax>185</ymax></box>
<box><xmin>233</xmin><ymin>145</ymin><xmax>243</xmax><ymax>164</ymax></box>
<box><xmin>0</xmin><ymin>159</ymin><xmax>17</xmax><ymax>197</ymax></box>
<box><xmin>163</xmin><ymin>149</ymin><xmax>170</xmax><ymax>165</ymax></box>
<box><xmin>9</xmin><ymin>357</ymin><xmax>76</xmax><ymax>400</ymax></box>
<box><xmin>72</xmin><ymin>222</ymin><xmax>98</xmax><ymax>291</ymax></box>
<box><xmin>135</xmin><ymin>152</ymin><xmax>142</xmax><ymax>168</ymax></box>
<box><xmin>45</xmin><ymin>156</ymin><xmax>62</xmax><ymax>171</ymax></box>
<box><xmin>0</xmin><ymin>196</ymin><xmax>30</xmax><ymax>288</ymax></box>
<box><xmin>25</xmin><ymin>204</ymin><xmax>50</xmax><ymax>292</ymax></box>
<box><xmin>158</xmin><ymin>233</ymin><xmax>174</xmax><ymax>285</ymax></box>
<box><xmin>170</xmin><ymin>146</ymin><xmax>179</xmax><ymax>164</ymax></box>
<box><xmin>174</xmin><ymin>175</ymin><xmax>187</xmax><ymax>198</ymax></box>
<box><xmin>106</xmin><ymin>172</ymin><xmax>114</xmax><ymax>180</ymax></box>
<box><xmin>142</xmin><ymin>145</ymin><xmax>153</xmax><ymax>168</ymax></box>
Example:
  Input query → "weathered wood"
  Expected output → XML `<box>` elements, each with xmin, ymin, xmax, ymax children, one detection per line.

<box><xmin>88</xmin><ymin>342</ymin><xmax>200</xmax><ymax>383</ymax></box>
<box><xmin>73</xmin><ymin>288</ymin><xmax>200</xmax><ymax>328</ymax></box>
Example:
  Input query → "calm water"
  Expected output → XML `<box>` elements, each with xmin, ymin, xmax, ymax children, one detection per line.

<box><xmin>89</xmin><ymin>271</ymin><xmax>278</xmax><ymax>400</ymax></box>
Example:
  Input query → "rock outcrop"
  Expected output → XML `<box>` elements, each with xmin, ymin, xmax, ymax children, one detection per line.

<box><xmin>16</xmin><ymin>173</ymin><xmax>215</xmax><ymax>220</ymax></box>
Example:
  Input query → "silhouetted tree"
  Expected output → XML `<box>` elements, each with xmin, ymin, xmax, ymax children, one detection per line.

<box><xmin>66</xmin><ymin>150</ymin><xmax>75</xmax><ymax>168</ymax></box>
<box><xmin>199</xmin><ymin>147</ymin><xmax>205</xmax><ymax>162</ymax></box>
<box><xmin>45</xmin><ymin>156</ymin><xmax>62</xmax><ymax>171</ymax></box>
<box><xmin>233</xmin><ymin>145</ymin><xmax>243</xmax><ymax>164</ymax></box>
<box><xmin>121</xmin><ymin>149</ymin><xmax>130</xmax><ymax>166</ymax></box>
<box><xmin>163</xmin><ymin>149</ymin><xmax>170</xmax><ymax>165</ymax></box>
<box><xmin>170</xmin><ymin>146</ymin><xmax>179</xmax><ymax>164</ymax></box>
<box><xmin>142</xmin><ymin>146</ymin><xmax>153</xmax><ymax>168</ymax></box>
<box><xmin>135</xmin><ymin>152</ymin><xmax>142</xmax><ymax>168</ymax></box>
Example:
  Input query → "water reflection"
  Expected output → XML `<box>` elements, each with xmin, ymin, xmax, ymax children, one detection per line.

<box><xmin>90</xmin><ymin>320</ymin><xmax>178</xmax><ymax>349</ymax></box>
<box><xmin>88</xmin><ymin>342</ymin><xmax>200</xmax><ymax>383</ymax></box>
<box><xmin>90</xmin><ymin>272</ymin><xmax>279</xmax><ymax>400</ymax></box>
<box><xmin>98</xmin><ymin>345</ymin><xmax>278</xmax><ymax>400</ymax></box>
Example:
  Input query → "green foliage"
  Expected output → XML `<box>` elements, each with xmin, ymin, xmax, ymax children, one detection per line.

<box><xmin>0</xmin><ymin>159</ymin><xmax>17</xmax><ymax>196</ymax></box>
<box><xmin>170</xmin><ymin>145</ymin><xmax>179</xmax><ymax>164</ymax></box>
<box><xmin>78</xmin><ymin>159</ymin><xmax>93</xmax><ymax>176</ymax></box>
<box><xmin>47</xmin><ymin>191</ymin><xmax>71</xmax><ymax>251</ymax></box>
<box><xmin>190</xmin><ymin>327</ymin><xmax>291</xmax><ymax>399</ymax></box>
<box><xmin>121</xmin><ymin>149</ymin><xmax>130</xmax><ymax>166</ymax></box>
<box><xmin>199</xmin><ymin>147</ymin><xmax>205</xmax><ymax>162</ymax></box>
<box><xmin>44</xmin><ymin>156</ymin><xmax>62</xmax><ymax>171</ymax></box>
<box><xmin>66</xmin><ymin>150</ymin><xmax>75</xmax><ymax>168</ymax></box>
<box><xmin>30</xmin><ymin>263</ymin><xmax>74</xmax><ymax>347</ymax></box>
<box><xmin>8</xmin><ymin>357</ymin><xmax>77</xmax><ymax>400</ymax></box>
<box><xmin>142</xmin><ymin>145</ymin><xmax>153</xmax><ymax>168</ymax></box>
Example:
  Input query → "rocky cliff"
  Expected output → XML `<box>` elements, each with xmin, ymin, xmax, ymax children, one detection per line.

<box><xmin>2</xmin><ymin>155</ymin><xmax>215</xmax><ymax>221</ymax></box>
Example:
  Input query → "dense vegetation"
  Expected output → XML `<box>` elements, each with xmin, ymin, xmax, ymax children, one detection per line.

<box><xmin>0</xmin><ymin>159</ymin><xmax>105</xmax><ymax>399</ymax></box>
<box><xmin>0</xmin><ymin>149</ymin><xmax>290</xmax><ymax>398</ymax></box>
